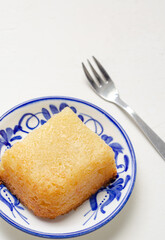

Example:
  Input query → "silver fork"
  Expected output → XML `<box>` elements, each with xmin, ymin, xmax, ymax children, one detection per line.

<box><xmin>82</xmin><ymin>56</ymin><xmax>165</xmax><ymax>161</ymax></box>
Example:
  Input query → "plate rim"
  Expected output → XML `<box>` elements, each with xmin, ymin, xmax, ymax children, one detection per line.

<box><xmin>0</xmin><ymin>96</ymin><xmax>137</xmax><ymax>238</ymax></box>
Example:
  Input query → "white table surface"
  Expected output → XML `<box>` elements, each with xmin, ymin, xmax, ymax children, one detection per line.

<box><xmin>0</xmin><ymin>1</ymin><xmax>165</xmax><ymax>239</ymax></box>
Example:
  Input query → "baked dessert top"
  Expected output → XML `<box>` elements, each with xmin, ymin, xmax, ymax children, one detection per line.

<box><xmin>0</xmin><ymin>107</ymin><xmax>117</xmax><ymax>218</ymax></box>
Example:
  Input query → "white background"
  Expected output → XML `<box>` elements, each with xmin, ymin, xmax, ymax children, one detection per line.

<box><xmin>0</xmin><ymin>0</ymin><xmax>165</xmax><ymax>239</ymax></box>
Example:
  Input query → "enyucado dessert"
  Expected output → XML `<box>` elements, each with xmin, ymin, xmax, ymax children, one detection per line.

<box><xmin>0</xmin><ymin>107</ymin><xmax>117</xmax><ymax>218</ymax></box>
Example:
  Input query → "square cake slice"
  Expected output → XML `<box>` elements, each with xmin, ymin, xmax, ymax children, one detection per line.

<box><xmin>0</xmin><ymin>107</ymin><xmax>117</xmax><ymax>218</ymax></box>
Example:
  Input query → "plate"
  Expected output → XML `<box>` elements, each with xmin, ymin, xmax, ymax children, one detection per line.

<box><xmin>0</xmin><ymin>96</ymin><xmax>136</xmax><ymax>238</ymax></box>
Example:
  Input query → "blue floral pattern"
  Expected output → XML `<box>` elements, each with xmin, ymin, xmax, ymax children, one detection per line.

<box><xmin>0</xmin><ymin>184</ymin><xmax>29</xmax><ymax>224</ymax></box>
<box><xmin>83</xmin><ymin>139</ymin><xmax>130</xmax><ymax>225</ymax></box>
<box><xmin>0</xmin><ymin>102</ymin><xmax>131</xmax><ymax>226</ymax></box>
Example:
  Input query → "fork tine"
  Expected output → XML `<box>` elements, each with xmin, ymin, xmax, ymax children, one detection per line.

<box><xmin>82</xmin><ymin>63</ymin><xmax>99</xmax><ymax>90</ymax></box>
<box><xmin>93</xmin><ymin>56</ymin><xmax>110</xmax><ymax>81</ymax></box>
<box><xmin>87</xmin><ymin>60</ymin><xmax>103</xmax><ymax>85</ymax></box>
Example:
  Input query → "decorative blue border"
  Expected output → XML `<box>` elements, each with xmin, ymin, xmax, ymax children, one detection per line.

<box><xmin>0</xmin><ymin>96</ymin><xmax>136</xmax><ymax>238</ymax></box>
<box><xmin>0</xmin><ymin>102</ymin><xmax>130</xmax><ymax>226</ymax></box>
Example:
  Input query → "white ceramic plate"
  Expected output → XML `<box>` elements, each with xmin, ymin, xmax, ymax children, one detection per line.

<box><xmin>0</xmin><ymin>96</ymin><xmax>136</xmax><ymax>238</ymax></box>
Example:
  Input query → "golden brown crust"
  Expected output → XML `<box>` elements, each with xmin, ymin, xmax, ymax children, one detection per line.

<box><xmin>0</xmin><ymin>107</ymin><xmax>117</xmax><ymax>219</ymax></box>
<box><xmin>0</xmin><ymin>169</ymin><xmax>117</xmax><ymax>219</ymax></box>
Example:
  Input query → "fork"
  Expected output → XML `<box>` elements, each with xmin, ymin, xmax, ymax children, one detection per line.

<box><xmin>82</xmin><ymin>56</ymin><xmax>165</xmax><ymax>161</ymax></box>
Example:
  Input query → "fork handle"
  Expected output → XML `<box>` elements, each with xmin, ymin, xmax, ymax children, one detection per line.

<box><xmin>115</xmin><ymin>97</ymin><xmax>165</xmax><ymax>160</ymax></box>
